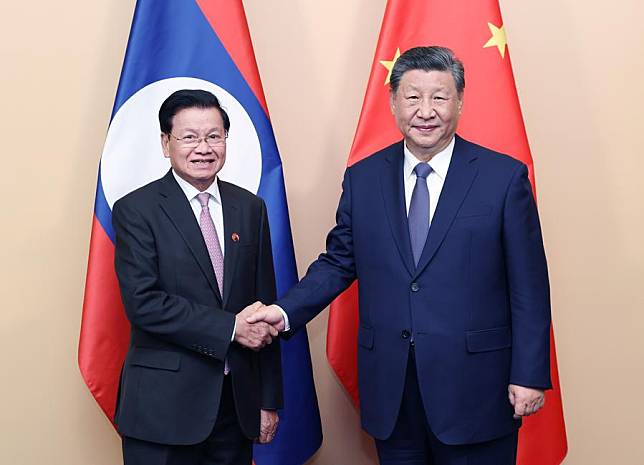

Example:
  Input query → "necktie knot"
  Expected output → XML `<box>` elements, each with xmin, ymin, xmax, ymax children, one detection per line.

<box><xmin>414</xmin><ymin>163</ymin><xmax>432</xmax><ymax>180</ymax></box>
<box><xmin>197</xmin><ymin>192</ymin><xmax>210</xmax><ymax>208</ymax></box>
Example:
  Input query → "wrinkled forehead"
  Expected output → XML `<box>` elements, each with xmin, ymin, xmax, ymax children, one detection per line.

<box><xmin>395</xmin><ymin>69</ymin><xmax>461</xmax><ymax>93</ymax></box>
<box><xmin>171</xmin><ymin>106</ymin><xmax>225</xmax><ymax>129</ymax></box>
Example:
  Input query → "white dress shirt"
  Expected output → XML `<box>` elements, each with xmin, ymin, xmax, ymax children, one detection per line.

<box><xmin>172</xmin><ymin>170</ymin><xmax>235</xmax><ymax>343</ymax></box>
<box><xmin>172</xmin><ymin>170</ymin><xmax>225</xmax><ymax>255</ymax></box>
<box><xmin>403</xmin><ymin>136</ymin><xmax>455</xmax><ymax>225</ymax></box>
<box><xmin>278</xmin><ymin>137</ymin><xmax>455</xmax><ymax>332</ymax></box>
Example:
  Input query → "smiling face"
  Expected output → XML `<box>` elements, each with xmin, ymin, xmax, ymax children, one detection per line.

<box><xmin>390</xmin><ymin>69</ymin><xmax>463</xmax><ymax>161</ymax></box>
<box><xmin>161</xmin><ymin>106</ymin><xmax>227</xmax><ymax>191</ymax></box>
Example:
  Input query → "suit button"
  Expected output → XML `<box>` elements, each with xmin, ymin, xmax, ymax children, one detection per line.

<box><xmin>401</xmin><ymin>330</ymin><xmax>410</xmax><ymax>339</ymax></box>
<box><xmin>410</xmin><ymin>282</ymin><xmax>419</xmax><ymax>292</ymax></box>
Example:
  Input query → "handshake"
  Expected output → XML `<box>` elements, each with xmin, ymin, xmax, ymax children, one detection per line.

<box><xmin>233</xmin><ymin>302</ymin><xmax>286</xmax><ymax>350</ymax></box>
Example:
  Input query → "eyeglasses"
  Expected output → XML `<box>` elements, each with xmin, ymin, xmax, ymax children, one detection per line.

<box><xmin>168</xmin><ymin>132</ymin><xmax>228</xmax><ymax>148</ymax></box>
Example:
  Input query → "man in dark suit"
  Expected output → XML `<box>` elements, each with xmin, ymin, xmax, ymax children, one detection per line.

<box><xmin>112</xmin><ymin>89</ymin><xmax>282</xmax><ymax>465</ymax></box>
<box><xmin>248</xmin><ymin>46</ymin><xmax>551</xmax><ymax>464</ymax></box>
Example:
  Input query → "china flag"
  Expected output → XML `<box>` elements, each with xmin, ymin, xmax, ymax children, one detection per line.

<box><xmin>326</xmin><ymin>1</ymin><xmax>568</xmax><ymax>464</ymax></box>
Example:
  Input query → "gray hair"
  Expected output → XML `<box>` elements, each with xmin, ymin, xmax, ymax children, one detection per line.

<box><xmin>390</xmin><ymin>46</ymin><xmax>465</xmax><ymax>94</ymax></box>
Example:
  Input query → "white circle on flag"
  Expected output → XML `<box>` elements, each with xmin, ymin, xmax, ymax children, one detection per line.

<box><xmin>101</xmin><ymin>77</ymin><xmax>262</xmax><ymax>207</ymax></box>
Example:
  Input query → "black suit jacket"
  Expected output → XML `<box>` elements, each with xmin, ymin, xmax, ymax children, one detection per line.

<box><xmin>112</xmin><ymin>170</ymin><xmax>282</xmax><ymax>445</ymax></box>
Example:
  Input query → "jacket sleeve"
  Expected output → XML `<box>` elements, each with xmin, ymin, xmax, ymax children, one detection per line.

<box><xmin>503</xmin><ymin>164</ymin><xmax>552</xmax><ymax>389</ymax></box>
<box><xmin>277</xmin><ymin>169</ymin><xmax>357</xmax><ymax>334</ymax></box>
<box><xmin>255</xmin><ymin>200</ymin><xmax>284</xmax><ymax>409</ymax></box>
<box><xmin>112</xmin><ymin>197</ymin><xmax>235</xmax><ymax>361</ymax></box>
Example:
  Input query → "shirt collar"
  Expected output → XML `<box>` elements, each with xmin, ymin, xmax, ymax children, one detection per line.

<box><xmin>403</xmin><ymin>136</ymin><xmax>455</xmax><ymax>181</ymax></box>
<box><xmin>171</xmin><ymin>170</ymin><xmax>222</xmax><ymax>205</ymax></box>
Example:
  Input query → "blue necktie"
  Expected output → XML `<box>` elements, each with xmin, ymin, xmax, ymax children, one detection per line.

<box><xmin>409</xmin><ymin>163</ymin><xmax>432</xmax><ymax>266</ymax></box>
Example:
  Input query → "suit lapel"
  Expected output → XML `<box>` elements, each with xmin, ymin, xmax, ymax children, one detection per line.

<box><xmin>219</xmin><ymin>180</ymin><xmax>241</xmax><ymax>309</ymax></box>
<box><xmin>380</xmin><ymin>142</ymin><xmax>415</xmax><ymax>276</ymax></box>
<box><xmin>157</xmin><ymin>171</ymin><xmax>222</xmax><ymax>302</ymax></box>
<box><xmin>414</xmin><ymin>136</ymin><xmax>479</xmax><ymax>277</ymax></box>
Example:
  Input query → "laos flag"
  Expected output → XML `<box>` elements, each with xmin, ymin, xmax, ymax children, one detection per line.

<box><xmin>78</xmin><ymin>1</ymin><xmax>322</xmax><ymax>463</ymax></box>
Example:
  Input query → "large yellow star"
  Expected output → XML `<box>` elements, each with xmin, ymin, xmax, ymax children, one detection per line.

<box><xmin>379</xmin><ymin>48</ymin><xmax>401</xmax><ymax>85</ymax></box>
<box><xmin>483</xmin><ymin>22</ymin><xmax>507</xmax><ymax>58</ymax></box>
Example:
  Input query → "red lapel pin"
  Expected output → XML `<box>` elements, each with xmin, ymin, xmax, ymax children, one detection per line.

<box><xmin>231</xmin><ymin>232</ymin><xmax>240</xmax><ymax>242</ymax></box>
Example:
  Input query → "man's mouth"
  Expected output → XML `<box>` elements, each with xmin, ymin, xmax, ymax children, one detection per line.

<box><xmin>190</xmin><ymin>159</ymin><xmax>215</xmax><ymax>165</ymax></box>
<box><xmin>414</xmin><ymin>125</ymin><xmax>439</xmax><ymax>132</ymax></box>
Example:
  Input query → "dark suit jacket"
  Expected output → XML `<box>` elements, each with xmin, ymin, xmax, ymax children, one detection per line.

<box><xmin>112</xmin><ymin>170</ymin><xmax>282</xmax><ymax>445</ymax></box>
<box><xmin>278</xmin><ymin>136</ymin><xmax>551</xmax><ymax>444</ymax></box>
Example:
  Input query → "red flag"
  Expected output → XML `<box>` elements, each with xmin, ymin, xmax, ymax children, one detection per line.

<box><xmin>326</xmin><ymin>1</ymin><xmax>567</xmax><ymax>464</ymax></box>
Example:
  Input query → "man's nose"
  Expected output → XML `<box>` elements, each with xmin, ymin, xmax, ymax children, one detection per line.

<box><xmin>417</xmin><ymin>98</ymin><xmax>435</xmax><ymax>119</ymax></box>
<box><xmin>194</xmin><ymin>138</ymin><xmax>213</xmax><ymax>153</ymax></box>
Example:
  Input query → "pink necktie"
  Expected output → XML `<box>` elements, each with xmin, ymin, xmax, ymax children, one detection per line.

<box><xmin>197</xmin><ymin>193</ymin><xmax>230</xmax><ymax>374</ymax></box>
<box><xmin>197</xmin><ymin>193</ymin><xmax>224</xmax><ymax>295</ymax></box>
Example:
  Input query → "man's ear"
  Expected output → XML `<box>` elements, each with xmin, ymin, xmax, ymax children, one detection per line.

<box><xmin>389</xmin><ymin>91</ymin><xmax>396</xmax><ymax>115</ymax></box>
<box><xmin>160</xmin><ymin>133</ymin><xmax>170</xmax><ymax>158</ymax></box>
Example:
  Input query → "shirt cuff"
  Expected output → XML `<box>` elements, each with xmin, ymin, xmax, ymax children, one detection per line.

<box><xmin>230</xmin><ymin>319</ymin><xmax>236</xmax><ymax>342</ymax></box>
<box><xmin>275</xmin><ymin>305</ymin><xmax>290</xmax><ymax>332</ymax></box>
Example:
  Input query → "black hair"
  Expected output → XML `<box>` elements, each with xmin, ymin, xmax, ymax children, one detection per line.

<box><xmin>158</xmin><ymin>89</ymin><xmax>230</xmax><ymax>134</ymax></box>
<box><xmin>390</xmin><ymin>46</ymin><xmax>465</xmax><ymax>94</ymax></box>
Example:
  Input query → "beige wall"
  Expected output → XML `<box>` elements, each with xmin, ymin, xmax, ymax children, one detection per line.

<box><xmin>1</xmin><ymin>0</ymin><xmax>642</xmax><ymax>464</ymax></box>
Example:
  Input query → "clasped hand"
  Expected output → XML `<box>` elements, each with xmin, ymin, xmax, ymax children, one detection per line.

<box><xmin>233</xmin><ymin>302</ymin><xmax>284</xmax><ymax>350</ymax></box>
<box><xmin>508</xmin><ymin>384</ymin><xmax>545</xmax><ymax>419</ymax></box>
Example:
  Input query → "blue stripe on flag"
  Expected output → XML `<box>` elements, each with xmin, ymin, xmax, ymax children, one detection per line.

<box><xmin>94</xmin><ymin>164</ymin><xmax>115</xmax><ymax>242</ymax></box>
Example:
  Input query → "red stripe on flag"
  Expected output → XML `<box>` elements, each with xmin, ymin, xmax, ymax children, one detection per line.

<box><xmin>517</xmin><ymin>332</ymin><xmax>568</xmax><ymax>464</ymax></box>
<box><xmin>196</xmin><ymin>0</ymin><xmax>270</xmax><ymax>116</ymax></box>
<box><xmin>78</xmin><ymin>216</ymin><xmax>130</xmax><ymax>421</ymax></box>
<box><xmin>328</xmin><ymin>1</ymin><xmax>567</xmax><ymax>463</ymax></box>
<box><xmin>326</xmin><ymin>281</ymin><xmax>360</xmax><ymax>407</ymax></box>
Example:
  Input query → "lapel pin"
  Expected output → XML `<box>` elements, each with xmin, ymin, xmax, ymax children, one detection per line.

<box><xmin>231</xmin><ymin>232</ymin><xmax>240</xmax><ymax>242</ymax></box>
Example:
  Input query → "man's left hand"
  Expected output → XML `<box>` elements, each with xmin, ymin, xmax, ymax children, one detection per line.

<box><xmin>258</xmin><ymin>409</ymin><xmax>279</xmax><ymax>444</ymax></box>
<box><xmin>508</xmin><ymin>384</ymin><xmax>545</xmax><ymax>419</ymax></box>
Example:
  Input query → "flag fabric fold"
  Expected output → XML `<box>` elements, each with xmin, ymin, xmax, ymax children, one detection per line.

<box><xmin>326</xmin><ymin>1</ymin><xmax>567</xmax><ymax>464</ymax></box>
<box><xmin>78</xmin><ymin>2</ymin><xmax>322</xmax><ymax>464</ymax></box>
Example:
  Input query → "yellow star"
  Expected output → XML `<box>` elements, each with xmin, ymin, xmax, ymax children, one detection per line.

<box><xmin>483</xmin><ymin>22</ymin><xmax>507</xmax><ymax>58</ymax></box>
<box><xmin>379</xmin><ymin>48</ymin><xmax>401</xmax><ymax>85</ymax></box>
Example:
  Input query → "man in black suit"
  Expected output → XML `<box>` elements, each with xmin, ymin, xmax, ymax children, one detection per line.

<box><xmin>112</xmin><ymin>89</ymin><xmax>282</xmax><ymax>465</ymax></box>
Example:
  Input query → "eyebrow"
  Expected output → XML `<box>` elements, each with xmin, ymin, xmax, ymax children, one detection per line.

<box><xmin>177</xmin><ymin>127</ymin><xmax>224</xmax><ymax>134</ymax></box>
<box><xmin>404</xmin><ymin>85</ymin><xmax>451</xmax><ymax>94</ymax></box>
